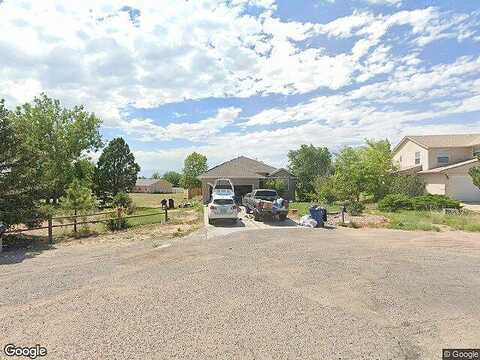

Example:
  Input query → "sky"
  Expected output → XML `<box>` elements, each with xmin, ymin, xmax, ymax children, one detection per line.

<box><xmin>1</xmin><ymin>0</ymin><xmax>480</xmax><ymax>176</ymax></box>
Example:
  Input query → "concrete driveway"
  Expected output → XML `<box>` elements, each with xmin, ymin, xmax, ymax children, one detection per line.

<box><xmin>204</xmin><ymin>206</ymin><xmax>299</xmax><ymax>239</ymax></box>
<box><xmin>1</xmin><ymin>228</ymin><xmax>480</xmax><ymax>359</ymax></box>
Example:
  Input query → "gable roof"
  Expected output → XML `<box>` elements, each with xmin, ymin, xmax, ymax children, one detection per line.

<box><xmin>198</xmin><ymin>156</ymin><xmax>277</xmax><ymax>179</ymax></box>
<box><xmin>393</xmin><ymin>134</ymin><xmax>480</xmax><ymax>153</ymax></box>
<box><xmin>419</xmin><ymin>158</ymin><xmax>479</xmax><ymax>174</ymax></box>
<box><xmin>135</xmin><ymin>179</ymin><xmax>170</xmax><ymax>186</ymax></box>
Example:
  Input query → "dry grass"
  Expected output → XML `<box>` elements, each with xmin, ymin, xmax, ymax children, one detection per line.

<box><xmin>130</xmin><ymin>192</ymin><xmax>188</xmax><ymax>208</ymax></box>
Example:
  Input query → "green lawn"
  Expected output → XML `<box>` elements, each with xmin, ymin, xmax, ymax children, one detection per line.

<box><xmin>371</xmin><ymin>209</ymin><xmax>480</xmax><ymax>232</ymax></box>
<box><xmin>130</xmin><ymin>192</ymin><xmax>188</xmax><ymax>208</ymax></box>
<box><xmin>289</xmin><ymin>202</ymin><xmax>341</xmax><ymax>216</ymax></box>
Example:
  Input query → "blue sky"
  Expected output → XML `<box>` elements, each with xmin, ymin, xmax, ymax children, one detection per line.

<box><xmin>1</xmin><ymin>0</ymin><xmax>480</xmax><ymax>175</ymax></box>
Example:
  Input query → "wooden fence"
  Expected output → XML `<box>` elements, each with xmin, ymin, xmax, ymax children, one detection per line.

<box><xmin>4</xmin><ymin>208</ymin><xmax>168</xmax><ymax>244</ymax></box>
<box><xmin>185</xmin><ymin>187</ymin><xmax>202</xmax><ymax>199</ymax></box>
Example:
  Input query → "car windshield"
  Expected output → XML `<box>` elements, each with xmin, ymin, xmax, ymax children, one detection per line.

<box><xmin>213</xmin><ymin>198</ymin><xmax>234</xmax><ymax>205</ymax></box>
<box><xmin>254</xmin><ymin>191</ymin><xmax>277</xmax><ymax>197</ymax></box>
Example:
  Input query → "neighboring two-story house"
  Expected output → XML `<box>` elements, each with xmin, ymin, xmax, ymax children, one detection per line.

<box><xmin>392</xmin><ymin>134</ymin><xmax>480</xmax><ymax>202</ymax></box>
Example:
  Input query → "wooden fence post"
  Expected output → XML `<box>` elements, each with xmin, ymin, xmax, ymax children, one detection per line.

<box><xmin>73</xmin><ymin>209</ymin><xmax>77</xmax><ymax>234</ymax></box>
<box><xmin>164</xmin><ymin>207</ymin><xmax>168</xmax><ymax>222</ymax></box>
<box><xmin>48</xmin><ymin>216</ymin><xmax>53</xmax><ymax>244</ymax></box>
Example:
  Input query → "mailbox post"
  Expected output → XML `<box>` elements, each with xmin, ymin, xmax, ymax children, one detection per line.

<box><xmin>0</xmin><ymin>223</ymin><xmax>7</xmax><ymax>253</ymax></box>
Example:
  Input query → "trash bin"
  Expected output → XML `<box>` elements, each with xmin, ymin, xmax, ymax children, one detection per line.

<box><xmin>309</xmin><ymin>207</ymin><xmax>324</xmax><ymax>228</ymax></box>
<box><xmin>168</xmin><ymin>198</ymin><xmax>175</xmax><ymax>209</ymax></box>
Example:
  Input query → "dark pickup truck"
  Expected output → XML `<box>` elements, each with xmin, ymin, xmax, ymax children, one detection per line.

<box><xmin>242</xmin><ymin>189</ymin><xmax>289</xmax><ymax>222</ymax></box>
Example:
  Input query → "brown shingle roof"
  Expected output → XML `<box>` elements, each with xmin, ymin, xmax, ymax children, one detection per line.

<box><xmin>135</xmin><ymin>179</ymin><xmax>171</xmax><ymax>186</ymax></box>
<box><xmin>198</xmin><ymin>156</ymin><xmax>277</xmax><ymax>179</ymax></box>
<box><xmin>394</xmin><ymin>134</ymin><xmax>480</xmax><ymax>153</ymax></box>
<box><xmin>409</xmin><ymin>134</ymin><xmax>480</xmax><ymax>148</ymax></box>
<box><xmin>419</xmin><ymin>158</ymin><xmax>479</xmax><ymax>174</ymax></box>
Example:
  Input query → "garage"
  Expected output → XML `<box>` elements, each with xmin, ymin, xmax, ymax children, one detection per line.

<box><xmin>447</xmin><ymin>175</ymin><xmax>480</xmax><ymax>202</ymax></box>
<box><xmin>198</xmin><ymin>156</ymin><xmax>296</xmax><ymax>204</ymax></box>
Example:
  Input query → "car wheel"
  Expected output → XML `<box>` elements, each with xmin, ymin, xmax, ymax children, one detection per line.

<box><xmin>279</xmin><ymin>214</ymin><xmax>287</xmax><ymax>222</ymax></box>
<box><xmin>253</xmin><ymin>212</ymin><xmax>261</xmax><ymax>222</ymax></box>
<box><xmin>208</xmin><ymin>218</ymin><xmax>214</xmax><ymax>225</ymax></box>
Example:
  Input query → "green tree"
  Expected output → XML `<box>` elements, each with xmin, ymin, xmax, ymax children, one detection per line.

<box><xmin>0</xmin><ymin>100</ymin><xmax>43</xmax><ymax>228</ymax></box>
<box><xmin>163</xmin><ymin>171</ymin><xmax>182</xmax><ymax>187</ymax></box>
<box><xmin>72</xmin><ymin>159</ymin><xmax>96</xmax><ymax>188</ymax></box>
<box><xmin>152</xmin><ymin>171</ymin><xmax>162</xmax><ymax>179</ymax></box>
<box><xmin>94</xmin><ymin>137</ymin><xmax>140</xmax><ymax>202</ymax></box>
<box><xmin>469</xmin><ymin>165</ymin><xmax>480</xmax><ymax>189</ymax></box>
<box><xmin>333</xmin><ymin>139</ymin><xmax>395</xmax><ymax>203</ymax></box>
<box><xmin>360</xmin><ymin>140</ymin><xmax>395</xmax><ymax>201</ymax></box>
<box><xmin>312</xmin><ymin>176</ymin><xmax>337</xmax><ymax>205</ymax></box>
<box><xmin>288</xmin><ymin>144</ymin><xmax>332</xmax><ymax>201</ymax></box>
<box><xmin>333</xmin><ymin>147</ymin><xmax>365</xmax><ymax>202</ymax></box>
<box><xmin>11</xmin><ymin>93</ymin><xmax>102</xmax><ymax>202</ymax></box>
<box><xmin>180</xmin><ymin>152</ymin><xmax>207</xmax><ymax>189</ymax></box>
<box><xmin>264</xmin><ymin>179</ymin><xmax>287</xmax><ymax>197</ymax></box>
<box><xmin>60</xmin><ymin>179</ymin><xmax>97</xmax><ymax>234</ymax></box>
<box><xmin>389</xmin><ymin>174</ymin><xmax>425</xmax><ymax>197</ymax></box>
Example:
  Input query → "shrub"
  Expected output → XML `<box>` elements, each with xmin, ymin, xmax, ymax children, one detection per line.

<box><xmin>264</xmin><ymin>179</ymin><xmax>287</xmax><ymax>198</ymax></box>
<box><xmin>112</xmin><ymin>193</ymin><xmax>135</xmax><ymax>214</ymax></box>
<box><xmin>378</xmin><ymin>194</ymin><xmax>413</xmax><ymax>212</ymax></box>
<box><xmin>312</xmin><ymin>176</ymin><xmax>337</xmax><ymax>205</ymax></box>
<box><xmin>106</xmin><ymin>209</ymin><xmax>129</xmax><ymax>231</ymax></box>
<box><xmin>349</xmin><ymin>201</ymin><xmax>365</xmax><ymax>216</ymax></box>
<box><xmin>389</xmin><ymin>175</ymin><xmax>425</xmax><ymax>197</ymax></box>
<box><xmin>412</xmin><ymin>194</ymin><xmax>461</xmax><ymax>211</ymax></box>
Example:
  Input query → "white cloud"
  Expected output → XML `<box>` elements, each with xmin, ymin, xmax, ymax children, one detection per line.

<box><xmin>1</xmin><ymin>0</ymin><xmax>480</xmax><ymax>173</ymax></box>
<box><xmin>120</xmin><ymin>107</ymin><xmax>242</xmax><ymax>142</ymax></box>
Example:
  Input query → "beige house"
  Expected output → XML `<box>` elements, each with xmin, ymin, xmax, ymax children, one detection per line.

<box><xmin>132</xmin><ymin>179</ymin><xmax>173</xmax><ymax>193</ymax></box>
<box><xmin>198</xmin><ymin>156</ymin><xmax>296</xmax><ymax>204</ymax></box>
<box><xmin>393</xmin><ymin>134</ymin><xmax>480</xmax><ymax>202</ymax></box>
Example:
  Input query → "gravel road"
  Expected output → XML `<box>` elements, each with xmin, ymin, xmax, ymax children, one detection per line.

<box><xmin>1</xmin><ymin>227</ymin><xmax>480</xmax><ymax>359</ymax></box>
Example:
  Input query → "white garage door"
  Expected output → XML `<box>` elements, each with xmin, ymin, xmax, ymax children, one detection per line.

<box><xmin>448</xmin><ymin>175</ymin><xmax>480</xmax><ymax>202</ymax></box>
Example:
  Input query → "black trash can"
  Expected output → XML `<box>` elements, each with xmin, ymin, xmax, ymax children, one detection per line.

<box><xmin>168</xmin><ymin>198</ymin><xmax>175</xmax><ymax>209</ymax></box>
<box><xmin>161</xmin><ymin>199</ymin><xmax>168</xmax><ymax>208</ymax></box>
<box><xmin>0</xmin><ymin>223</ymin><xmax>6</xmax><ymax>237</ymax></box>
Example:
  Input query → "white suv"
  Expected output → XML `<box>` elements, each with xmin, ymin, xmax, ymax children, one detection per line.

<box><xmin>208</xmin><ymin>194</ymin><xmax>240</xmax><ymax>225</ymax></box>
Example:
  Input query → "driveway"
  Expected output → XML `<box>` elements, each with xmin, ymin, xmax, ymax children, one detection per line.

<box><xmin>1</xmin><ymin>228</ymin><xmax>480</xmax><ymax>359</ymax></box>
<box><xmin>204</xmin><ymin>206</ymin><xmax>299</xmax><ymax>239</ymax></box>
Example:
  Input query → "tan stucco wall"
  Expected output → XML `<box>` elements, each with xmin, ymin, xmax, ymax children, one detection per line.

<box><xmin>150</xmin><ymin>180</ymin><xmax>173</xmax><ymax>193</ymax></box>
<box><xmin>133</xmin><ymin>180</ymin><xmax>173</xmax><ymax>193</ymax></box>
<box><xmin>420</xmin><ymin>160</ymin><xmax>480</xmax><ymax>201</ymax></box>
<box><xmin>393</xmin><ymin>140</ymin><xmax>429</xmax><ymax>170</ymax></box>
<box><xmin>428</xmin><ymin>147</ymin><xmax>473</xmax><ymax>169</ymax></box>
<box><xmin>420</xmin><ymin>173</ymin><xmax>447</xmax><ymax>195</ymax></box>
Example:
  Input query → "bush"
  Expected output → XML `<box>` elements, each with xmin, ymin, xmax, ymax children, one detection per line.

<box><xmin>389</xmin><ymin>175</ymin><xmax>425</xmax><ymax>197</ymax></box>
<box><xmin>349</xmin><ymin>201</ymin><xmax>365</xmax><ymax>216</ymax></box>
<box><xmin>378</xmin><ymin>194</ymin><xmax>413</xmax><ymax>212</ymax></box>
<box><xmin>312</xmin><ymin>176</ymin><xmax>337</xmax><ymax>205</ymax></box>
<box><xmin>112</xmin><ymin>193</ymin><xmax>135</xmax><ymax>214</ymax></box>
<box><xmin>412</xmin><ymin>194</ymin><xmax>461</xmax><ymax>211</ymax></box>
<box><xmin>106</xmin><ymin>209</ymin><xmax>129</xmax><ymax>231</ymax></box>
<box><xmin>264</xmin><ymin>179</ymin><xmax>287</xmax><ymax>198</ymax></box>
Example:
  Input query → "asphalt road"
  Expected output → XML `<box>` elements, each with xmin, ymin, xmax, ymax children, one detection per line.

<box><xmin>1</xmin><ymin>227</ymin><xmax>480</xmax><ymax>359</ymax></box>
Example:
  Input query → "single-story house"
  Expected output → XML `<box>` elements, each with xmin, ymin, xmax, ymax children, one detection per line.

<box><xmin>198</xmin><ymin>156</ymin><xmax>296</xmax><ymax>204</ymax></box>
<box><xmin>393</xmin><ymin>134</ymin><xmax>480</xmax><ymax>202</ymax></box>
<box><xmin>132</xmin><ymin>179</ymin><xmax>173</xmax><ymax>193</ymax></box>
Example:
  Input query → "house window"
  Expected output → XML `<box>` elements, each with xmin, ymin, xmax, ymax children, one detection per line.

<box><xmin>474</xmin><ymin>149</ymin><xmax>480</xmax><ymax>157</ymax></box>
<box><xmin>399</xmin><ymin>156</ymin><xmax>402</xmax><ymax>163</ymax></box>
<box><xmin>437</xmin><ymin>151</ymin><xmax>449</xmax><ymax>165</ymax></box>
<box><xmin>415</xmin><ymin>151</ymin><xmax>421</xmax><ymax>165</ymax></box>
